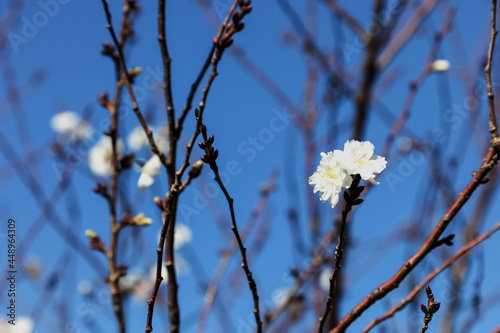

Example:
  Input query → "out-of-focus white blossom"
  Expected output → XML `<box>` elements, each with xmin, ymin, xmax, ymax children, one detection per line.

<box><xmin>127</xmin><ymin>124</ymin><xmax>170</xmax><ymax>154</ymax></box>
<box><xmin>156</xmin><ymin>124</ymin><xmax>170</xmax><ymax>154</ymax></box>
<box><xmin>336</xmin><ymin>140</ymin><xmax>387</xmax><ymax>185</ymax></box>
<box><xmin>156</xmin><ymin>224</ymin><xmax>193</xmax><ymax>249</ymax></box>
<box><xmin>319</xmin><ymin>268</ymin><xmax>331</xmax><ymax>292</ymax></box>
<box><xmin>430</xmin><ymin>59</ymin><xmax>450</xmax><ymax>72</ymax></box>
<box><xmin>308</xmin><ymin>151</ymin><xmax>352</xmax><ymax>208</ymax></box>
<box><xmin>137</xmin><ymin>155</ymin><xmax>162</xmax><ymax>189</ymax></box>
<box><xmin>127</xmin><ymin>126</ymin><xmax>152</xmax><ymax>151</ymax></box>
<box><xmin>272</xmin><ymin>288</ymin><xmax>290</xmax><ymax>307</ymax></box>
<box><xmin>397</xmin><ymin>136</ymin><xmax>413</xmax><ymax>152</ymax></box>
<box><xmin>78</xmin><ymin>280</ymin><xmax>93</xmax><ymax>295</ymax></box>
<box><xmin>148</xmin><ymin>253</ymin><xmax>190</xmax><ymax>286</ymax></box>
<box><xmin>149</xmin><ymin>263</ymin><xmax>168</xmax><ymax>285</ymax></box>
<box><xmin>132</xmin><ymin>278</ymin><xmax>152</xmax><ymax>302</ymax></box>
<box><xmin>88</xmin><ymin>136</ymin><xmax>124</xmax><ymax>177</ymax></box>
<box><xmin>119</xmin><ymin>268</ymin><xmax>143</xmax><ymax>294</ymax></box>
<box><xmin>5</xmin><ymin>317</ymin><xmax>34</xmax><ymax>333</ymax></box>
<box><xmin>51</xmin><ymin>111</ymin><xmax>93</xmax><ymax>144</ymax></box>
<box><xmin>174</xmin><ymin>223</ymin><xmax>192</xmax><ymax>249</ymax></box>
<box><xmin>174</xmin><ymin>253</ymin><xmax>191</xmax><ymax>275</ymax></box>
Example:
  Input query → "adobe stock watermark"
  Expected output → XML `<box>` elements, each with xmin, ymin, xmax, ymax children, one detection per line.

<box><xmin>8</xmin><ymin>0</ymin><xmax>71</xmax><ymax>54</ymax></box>
<box><xmin>57</xmin><ymin>286</ymin><xmax>112</xmax><ymax>333</ymax></box>
<box><xmin>177</xmin><ymin>106</ymin><xmax>295</xmax><ymax>225</ymax></box>
<box><xmin>211</xmin><ymin>0</ymin><xmax>235</xmax><ymax>22</ymax></box>
<box><xmin>382</xmin><ymin>78</ymin><xmax>498</xmax><ymax>192</ymax></box>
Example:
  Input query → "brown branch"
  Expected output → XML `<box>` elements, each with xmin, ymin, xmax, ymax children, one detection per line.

<box><xmin>486</xmin><ymin>0</ymin><xmax>499</xmax><ymax>144</ymax></box>
<box><xmin>198</xmin><ymin>121</ymin><xmax>263</xmax><ymax>332</ymax></box>
<box><xmin>145</xmin><ymin>2</ymin><xmax>252</xmax><ymax>332</ymax></box>
<box><xmin>490</xmin><ymin>324</ymin><xmax>500</xmax><ymax>333</ymax></box>
<box><xmin>331</xmin><ymin>5</ymin><xmax>499</xmax><ymax>330</ymax></box>
<box><xmin>330</xmin><ymin>147</ymin><xmax>500</xmax><ymax>332</ymax></box>
<box><xmin>317</xmin><ymin>177</ymin><xmax>363</xmax><ymax>332</ymax></box>
<box><xmin>419</xmin><ymin>285</ymin><xmax>441</xmax><ymax>333</ymax></box>
<box><xmin>381</xmin><ymin>8</ymin><xmax>454</xmax><ymax>159</ymax></box>
<box><xmin>263</xmin><ymin>230</ymin><xmax>337</xmax><ymax>329</ymax></box>
<box><xmin>197</xmin><ymin>171</ymin><xmax>278</xmax><ymax>333</ymax></box>
<box><xmin>175</xmin><ymin>0</ymin><xmax>245</xmax><ymax>134</ymax></box>
<box><xmin>158</xmin><ymin>0</ymin><xmax>177</xmax><ymax>184</ymax></box>
<box><xmin>145</xmin><ymin>205</ymin><xmax>173</xmax><ymax>333</ymax></box>
<box><xmin>99</xmin><ymin>0</ymin><xmax>167</xmax><ymax>166</ymax></box>
<box><xmin>0</xmin><ymin>133</ymin><xmax>107</xmax><ymax>274</ymax></box>
<box><xmin>362</xmin><ymin>222</ymin><xmax>500</xmax><ymax>333</ymax></box>
<box><xmin>98</xmin><ymin>2</ymin><xmax>139</xmax><ymax>332</ymax></box>
<box><xmin>322</xmin><ymin>0</ymin><xmax>369</xmax><ymax>42</ymax></box>
<box><xmin>352</xmin><ymin>0</ymin><xmax>384</xmax><ymax>141</ymax></box>
<box><xmin>375</xmin><ymin>0</ymin><xmax>441</xmax><ymax>69</ymax></box>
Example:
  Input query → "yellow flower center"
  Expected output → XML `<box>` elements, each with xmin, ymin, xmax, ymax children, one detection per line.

<box><xmin>324</xmin><ymin>168</ymin><xmax>338</xmax><ymax>180</ymax></box>
<box><xmin>353</xmin><ymin>153</ymin><xmax>366</xmax><ymax>167</ymax></box>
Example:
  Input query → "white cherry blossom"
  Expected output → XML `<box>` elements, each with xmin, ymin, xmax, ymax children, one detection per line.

<box><xmin>88</xmin><ymin>136</ymin><xmax>124</xmax><ymax>177</ymax></box>
<box><xmin>308</xmin><ymin>151</ymin><xmax>352</xmax><ymax>208</ymax></box>
<box><xmin>51</xmin><ymin>111</ymin><xmax>93</xmax><ymax>144</ymax></box>
<box><xmin>336</xmin><ymin>140</ymin><xmax>386</xmax><ymax>185</ymax></box>
<box><xmin>137</xmin><ymin>155</ymin><xmax>162</xmax><ymax>189</ymax></box>
<box><xmin>127</xmin><ymin>124</ymin><xmax>170</xmax><ymax>154</ymax></box>
<box><xmin>174</xmin><ymin>223</ymin><xmax>192</xmax><ymax>249</ymax></box>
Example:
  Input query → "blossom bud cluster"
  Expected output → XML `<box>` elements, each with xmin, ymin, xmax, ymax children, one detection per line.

<box><xmin>309</xmin><ymin>140</ymin><xmax>387</xmax><ymax>208</ymax></box>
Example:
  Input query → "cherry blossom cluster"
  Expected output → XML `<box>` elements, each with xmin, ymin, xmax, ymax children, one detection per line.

<box><xmin>309</xmin><ymin>140</ymin><xmax>387</xmax><ymax>208</ymax></box>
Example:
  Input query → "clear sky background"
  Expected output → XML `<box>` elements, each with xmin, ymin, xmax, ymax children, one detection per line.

<box><xmin>1</xmin><ymin>0</ymin><xmax>499</xmax><ymax>332</ymax></box>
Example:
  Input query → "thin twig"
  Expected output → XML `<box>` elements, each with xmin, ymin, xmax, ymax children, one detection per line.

<box><xmin>99</xmin><ymin>0</ymin><xmax>167</xmax><ymax>165</ymax></box>
<box><xmin>197</xmin><ymin>171</ymin><xmax>278</xmax><ymax>333</ymax></box>
<box><xmin>0</xmin><ymin>134</ymin><xmax>106</xmax><ymax>274</ymax></box>
<box><xmin>198</xmin><ymin>121</ymin><xmax>263</xmax><ymax>332</ymax></box>
<box><xmin>263</xmin><ymin>230</ymin><xmax>337</xmax><ymax>329</ymax></box>
<box><xmin>352</xmin><ymin>0</ymin><xmax>384</xmax><ymax>141</ymax></box>
<box><xmin>145</xmin><ymin>2</ymin><xmax>251</xmax><ymax>332</ymax></box>
<box><xmin>157</xmin><ymin>0</ymin><xmax>177</xmax><ymax>184</ymax></box>
<box><xmin>362</xmin><ymin>222</ymin><xmax>500</xmax><ymax>333</ymax></box>
<box><xmin>330</xmin><ymin>146</ymin><xmax>499</xmax><ymax>332</ymax></box>
<box><xmin>486</xmin><ymin>0</ymin><xmax>499</xmax><ymax>144</ymax></box>
<box><xmin>322</xmin><ymin>0</ymin><xmax>369</xmax><ymax>43</ymax></box>
<box><xmin>419</xmin><ymin>285</ymin><xmax>441</xmax><ymax>333</ymax></box>
<box><xmin>375</xmin><ymin>0</ymin><xmax>441</xmax><ymax>69</ymax></box>
<box><xmin>381</xmin><ymin>8</ymin><xmax>454</xmax><ymax>159</ymax></box>
<box><xmin>317</xmin><ymin>177</ymin><xmax>362</xmax><ymax>332</ymax></box>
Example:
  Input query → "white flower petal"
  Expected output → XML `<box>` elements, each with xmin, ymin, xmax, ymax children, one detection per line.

<box><xmin>149</xmin><ymin>263</ymin><xmax>168</xmax><ymax>284</ymax></box>
<box><xmin>127</xmin><ymin>126</ymin><xmax>153</xmax><ymax>151</ymax></box>
<box><xmin>319</xmin><ymin>268</ymin><xmax>331</xmax><ymax>292</ymax></box>
<box><xmin>78</xmin><ymin>280</ymin><xmax>93</xmax><ymax>295</ymax></box>
<box><xmin>309</xmin><ymin>151</ymin><xmax>349</xmax><ymax>208</ymax></box>
<box><xmin>138</xmin><ymin>173</ymin><xmax>155</xmax><ymax>190</ymax></box>
<box><xmin>338</xmin><ymin>140</ymin><xmax>386</xmax><ymax>181</ymax></box>
<box><xmin>431</xmin><ymin>59</ymin><xmax>450</xmax><ymax>72</ymax></box>
<box><xmin>88</xmin><ymin>137</ymin><xmax>124</xmax><ymax>177</ymax></box>
<box><xmin>156</xmin><ymin>125</ymin><xmax>170</xmax><ymax>154</ymax></box>
<box><xmin>142</xmin><ymin>155</ymin><xmax>162</xmax><ymax>177</ymax></box>
<box><xmin>51</xmin><ymin>111</ymin><xmax>80</xmax><ymax>135</ymax></box>
<box><xmin>174</xmin><ymin>224</ymin><xmax>192</xmax><ymax>249</ymax></box>
<box><xmin>51</xmin><ymin>111</ymin><xmax>94</xmax><ymax>143</ymax></box>
<box><xmin>12</xmin><ymin>317</ymin><xmax>34</xmax><ymax>333</ymax></box>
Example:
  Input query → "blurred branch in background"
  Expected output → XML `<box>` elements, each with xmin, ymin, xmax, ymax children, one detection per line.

<box><xmin>1</xmin><ymin>0</ymin><xmax>500</xmax><ymax>332</ymax></box>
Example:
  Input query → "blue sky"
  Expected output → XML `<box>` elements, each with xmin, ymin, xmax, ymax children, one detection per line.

<box><xmin>1</xmin><ymin>0</ymin><xmax>499</xmax><ymax>332</ymax></box>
